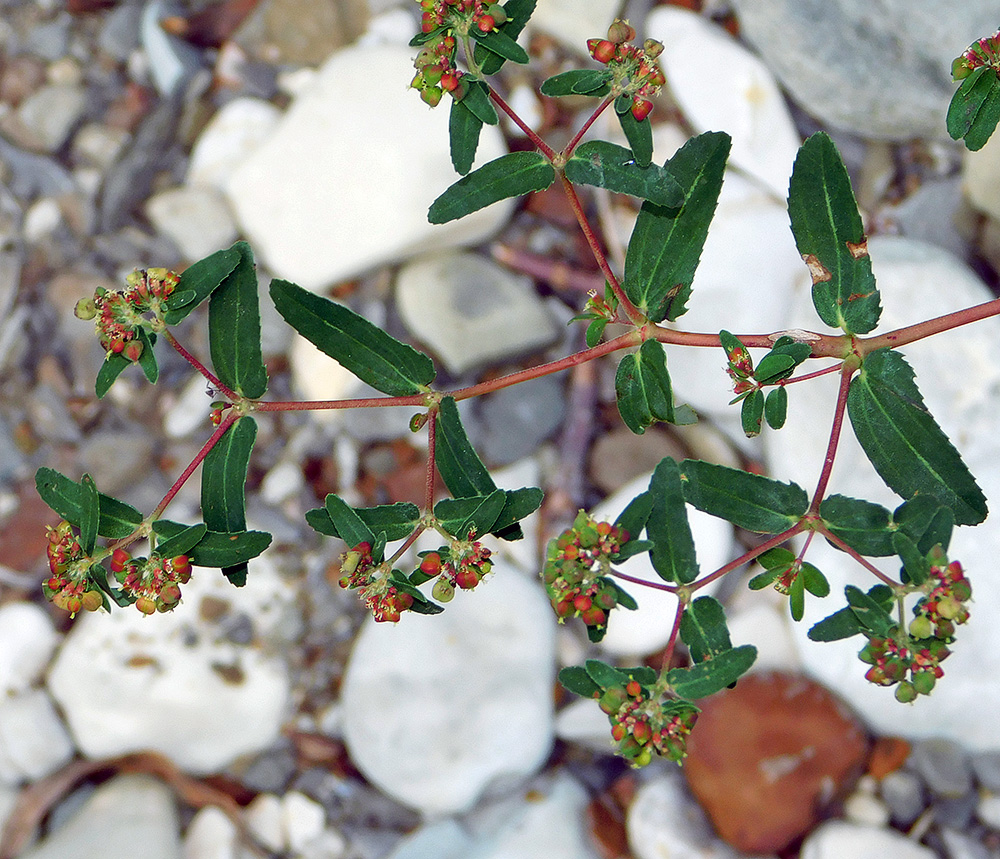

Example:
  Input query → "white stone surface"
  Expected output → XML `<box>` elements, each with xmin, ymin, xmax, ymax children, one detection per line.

<box><xmin>226</xmin><ymin>44</ymin><xmax>513</xmax><ymax>291</ymax></box>
<box><xmin>15</xmin><ymin>84</ymin><xmax>87</xmax><ymax>152</ymax></box>
<box><xmin>554</xmin><ymin>696</ymin><xmax>615</xmax><ymax>753</ymax></box>
<box><xmin>0</xmin><ymin>688</ymin><xmax>74</xmax><ymax>784</ymax></box>
<box><xmin>145</xmin><ymin>186</ymin><xmax>239</xmax><ymax>262</ymax></box>
<box><xmin>799</xmin><ymin>821</ymin><xmax>934</xmax><ymax>859</ymax></box>
<box><xmin>977</xmin><ymin>791</ymin><xmax>1000</xmax><ymax>829</ymax></box>
<box><xmin>243</xmin><ymin>793</ymin><xmax>284</xmax><ymax>853</ymax></box>
<box><xmin>395</xmin><ymin>250</ymin><xmax>559</xmax><ymax>375</ymax></box>
<box><xmin>47</xmin><ymin>553</ymin><xmax>294</xmax><ymax>773</ymax></box>
<box><xmin>589</xmin><ymin>472</ymin><xmax>735</xmax><ymax>658</ymax></box>
<box><xmin>647</xmin><ymin>7</ymin><xmax>801</xmax><ymax>198</ymax></box>
<box><xmin>341</xmin><ymin>566</ymin><xmax>556</xmax><ymax>814</ymax></box>
<box><xmin>528</xmin><ymin>0</ymin><xmax>620</xmax><ymax>54</ymax></box>
<box><xmin>0</xmin><ymin>601</ymin><xmax>58</xmax><ymax>695</ymax></box>
<box><xmin>771</xmin><ymin>236</ymin><xmax>1000</xmax><ymax>749</ymax></box>
<box><xmin>386</xmin><ymin>820</ymin><xmax>473</xmax><ymax>859</ymax></box>
<box><xmin>187</xmin><ymin>98</ymin><xmax>282</xmax><ymax>191</ymax></box>
<box><xmin>20</xmin><ymin>775</ymin><xmax>181</xmax><ymax>859</ymax></box>
<box><xmin>183</xmin><ymin>806</ymin><xmax>239</xmax><ymax>859</ymax></box>
<box><xmin>963</xmin><ymin>131</ymin><xmax>1000</xmax><ymax>223</ymax></box>
<box><xmin>281</xmin><ymin>791</ymin><xmax>327</xmax><ymax>854</ymax></box>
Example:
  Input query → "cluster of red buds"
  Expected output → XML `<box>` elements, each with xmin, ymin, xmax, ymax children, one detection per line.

<box><xmin>724</xmin><ymin>338</ymin><xmax>755</xmax><ymax>397</ymax></box>
<box><xmin>411</xmin><ymin>0</ymin><xmax>505</xmax><ymax>106</ymax></box>
<box><xmin>908</xmin><ymin>558</ymin><xmax>972</xmax><ymax>641</ymax></box>
<box><xmin>543</xmin><ymin>511</ymin><xmax>627</xmax><ymax>635</ymax></box>
<box><xmin>597</xmin><ymin>679</ymin><xmax>698</xmax><ymax>765</ymax></box>
<box><xmin>420</xmin><ymin>533</ymin><xmax>493</xmax><ymax>603</ymax></box>
<box><xmin>586</xmin><ymin>20</ymin><xmax>666</xmax><ymax>121</ymax></box>
<box><xmin>338</xmin><ymin>542</ymin><xmax>415</xmax><ymax>623</ymax></box>
<box><xmin>74</xmin><ymin>267</ymin><xmax>179</xmax><ymax>360</ymax></box>
<box><xmin>113</xmin><ymin>550</ymin><xmax>192</xmax><ymax>615</ymax></box>
<box><xmin>43</xmin><ymin>520</ymin><xmax>104</xmax><ymax>614</ymax></box>
<box><xmin>953</xmin><ymin>28</ymin><xmax>1000</xmax><ymax>80</ymax></box>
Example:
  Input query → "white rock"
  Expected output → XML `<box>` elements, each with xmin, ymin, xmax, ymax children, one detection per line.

<box><xmin>341</xmin><ymin>566</ymin><xmax>555</xmax><ymax>814</ymax></box>
<box><xmin>145</xmin><ymin>186</ymin><xmax>239</xmax><ymax>262</ymax></box>
<box><xmin>554</xmin><ymin>696</ymin><xmax>615</xmax><ymax>752</ymax></box>
<box><xmin>0</xmin><ymin>602</ymin><xmax>58</xmax><ymax>695</ymax></box>
<box><xmin>226</xmin><ymin>44</ymin><xmax>512</xmax><ymax>292</ymax></box>
<box><xmin>977</xmin><ymin>790</ymin><xmax>1000</xmax><ymax>829</ymax></box>
<box><xmin>660</xmin><ymin>170</ymin><xmax>809</xmax><ymax>419</ymax></box>
<box><xmin>724</xmin><ymin>595</ymin><xmax>801</xmax><ymax>674</ymax></box>
<box><xmin>141</xmin><ymin>1</ymin><xmax>202</xmax><ymax>97</ymax></box>
<box><xmin>799</xmin><ymin>821</ymin><xmax>934</xmax><ymax>859</ymax></box>
<box><xmin>842</xmin><ymin>789</ymin><xmax>891</xmax><ymax>828</ymax></box>
<box><xmin>243</xmin><ymin>793</ymin><xmax>284</xmax><ymax>853</ymax></box>
<box><xmin>963</xmin><ymin>131</ymin><xmax>1000</xmax><ymax>222</ymax></box>
<box><xmin>771</xmin><ymin>236</ymin><xmax>1000</xmax><ymax>750</ymax></box>
<box><xmin>395</xmin><ymin>250</ymin><xmax>559</xmax><ymax>375</ymax></box>
<box><xmin>47</xmin><ymin>553</ymin><xmax>294</xmax><ymax>773</ymax></box>
<box><xmin>647</xmin><ymin>7</ymin><xmax>801</xmax><ymax>198</ymax></box>
<box><xmin>528</xmin><ymin>0</ymin><xmax>619</xmax><ymax>54</ymax></box>
<box><xmin>289</xmin><ymin>332</ymin><xmax>364</xmax><ymax>412</ymax></box>
<box><xmin>589</xmin><ymin>472</ymin><xmax>734</xmax><ymax>658</ymax></box>
<box><xmin>187</xmin><ymin>98</ymin><xmax>282</xmax><ymax>191</ymax></box>
<box><xmin>20</xmin><ymin>775</ymin><xmax>180</xmax><ymax>859</ymax></box>
<box><xmin>15</xmin><ymin>84</ymin><xmax>87</xmax><ymax>153</ymax></box>
<box><xmin>0</xmin><ymin>689</ymin><xmax>74</xmax><ymax>784</ymax></box>
<box><xmin>163</xmin><ymin>373</ymin><xmax>217</xmax><ymax>438</ymax></box>
<box><xmin>23</xmin><ymin>198</ymin><xmax>62</xmax><ymax>242</ymax></box>
<box><xmin>184</xmin><ymin>806</ymin><xmax>238</xmax><ymax>859</ymax></box>
<box><xmin>281</xmin><ymin>791</ymin><xmax>326</xmax><ymax>854</ymax></box>
<box><xmin>72</xmin><ymin>123</ymin><xmax>130</xmax><ymax>171</ymax></box>
<box><xmin>386</xmin><ymin>819</ymin><xmax>473</xmax><ymax>859</ymax></box>
<box><xmin>297</xmin><ymin>830</ymin><xmax>348</xmax><ymax>859</ymax></box>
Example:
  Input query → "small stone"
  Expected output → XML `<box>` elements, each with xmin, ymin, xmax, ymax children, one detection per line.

<box><xmin>243</xmin><ymin>0</ymin><xmax>368</xmax><ymax>65</ymax></box>
<box><xmin>843</xmin><ymin>788</ymin><xmax>891</xmax><ymax>828</ymax></box>
<box><xmin>910</xmin><ymin>738</ymin><xmax>973</xmax><ymax>800</ymax></box>
<box><xmin>244</xmin><ymin>793</ymin><xmax>284</xmax><ymax>852</ymax></box>
<box><xmin>140</xmin><ymin>0</ymin><xmax>203</xmax><ymax>97</ymax></box>
<box><xmin>554</xmin><ymin>697</ymin><xmax>615</xmax><ymax>753</ymax></box>
<box><xmin>11</xmin><ymin>83</ymin><xmax>87</xmax><ymax>153</ymax></box>
<box><xmin>77</xmin><ymin>431</ymin><xmax>157</xmax><ymax>495</ymax></box>
<box><xmin>932</xmin><ymin>793</ymin><xmax>978</xmax><ymax>830</ymax></box>
<box><xmin>800</xmin><ymin>821</ymin><xmax>934</xmax><ymax>859</ymax></box>
<box><xmin>99</xmin><ymin>0</ymin><xmax>144</xmax><ymax>61</ymax></box>
<box><xmin>183</xmin><ymin>806</ymin><xmax>238</xmax><ymax>859</ymax></box>
<box><xmin>867</xmin><ymin>736</ymin><xmax>911</xmax><ymax>780</ymax></box>
<box><xmin>281</xmin><ymin>791</ymin><xmax>327</xmax><ymax>854</ymax></box>
<box><xmin>588</xmin><ymin>427</ymin><xmax>686</xmax><ymax>496</ymax></box>
<box><xmin>145</xmin><ymin>186</ymin><xmax>239</xmax><ymax>262</ymax></box>
<box><xmin>940</xmin><ymin>827</ymin><xmax>991</xmax><ymax>859</ymax></box>
<box><xmin>976</xmin><ymin>790</ymin><xmax>1000</xmax><ymax>829</ymax></box>
<box><xmin>880</xmin><ymin>769</ymin><xmax>926</xmax><ymax>827</ymax></box>
<box><xmin>684</xmin><ymin>671</ymin><xmax>869</xmax><ymax>854</ymax></box>
<box><xmin>240</xmin><ymin>744</ymin><xmax>297</xmax><ymax>795</ymax></box>
<box><xmin>385</xmin><ymin>819</ymin><xmax>473</xmax><ymax>859</ymax></box>
<box><xmin>71</xmin><ymin>123</ymin><xmax>130</xmax><ymax>171</ymax></box>
<box><xmin>0</xmin><ymin>602</ymin><xmax>58</xmax><ymax>695</ymax></box>
<box><xmin>972</xmin><ymin>753</ymin><xmax>1000</xmax><ymax>792</ymax></box>
<box><xmin>186</xmin><ymin>97</ymin><xmax>282</xmax><ymax>191</ymax></box>
<box><xmin>0</xmin><ymin>689</ymin><xmax>75</xmax><ymax>784</ymax></box>
<box><xmin>396</xmin><ymin>251</ymin><xmax>558</xmax><ymax>375</ymax></box>
<box><xmin>479</xmin><ymin>374</ymin><xmax>565</xmax><ymax>465</ymax></box>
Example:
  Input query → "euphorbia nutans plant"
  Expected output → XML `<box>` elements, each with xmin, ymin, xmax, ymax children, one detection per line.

<box><xmin>34</xmin><ymin>9</ymin><xmax>1000</xmax><ymax>766</ymax></box>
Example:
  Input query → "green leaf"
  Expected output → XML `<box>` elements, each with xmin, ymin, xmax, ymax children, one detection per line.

<box><xmin>614</xmin><ymin>490</ymin><xmax>653</xmax><ymax>542</ymax></box>
<box><xmin>79</xmin><ymin>474</ymin><xmax>100</xmax><ymax>556</ymax></box>
<box><xmin>789</xmin><ymin>573</ymin><xmax>806</xmax><ymax>621</ymax></box>
<box><xmin>764</xmin><ymin>387</ymin><xmax>788</xmax><ymax>430</ymax></box>
<box><xmin>807</xmin><ymin>606</ymin><xmax>864</xmax><ymax>642</ymax></box>
<box><xmin>847</xmin><ymin>348</ymin><xmax>987</xmax><ymax>525</ymax></box>
<box><xmin>914</xmin><ymin>506</ymin><xmax>954</xmax><ymax>556</ymax></box>
<box><xmin>457</xmin><ymin>79</ymin><xmax>498</xmax><ymax>126</ymax></box>
<box><xmin>34</xmin><ymin>468</ymin><xmax>143</xmax><ymax>538</ymax></box>
<box><xmin>892</xmin><ymin>531</ymin><xmax>929</xmax><ymax>586</ymax></box>
<box><xmin>754</xmin><ymin>353</ymin><xmax>796</xmax><ymax>383</ymax></box>
<box><xmin>434</xmin><ymin>397</ymin><xmax>495</xmax><ymax>499</ymax></box>
<box><xmin>584</xmin><ymin>659</ymin><xmax>629</xmax><ymax>689</ymax></box>
<box><xmin>436</xmin><ymin>489</ymin><xmax>506</xmax><ymax>537</ymax></box>
<box><xmin>449</xmin><ymin>98</ymin><xmax>484</xmax><ymax>176</ymax></box>
<box><xmin>470</xmin><ymin>27</ymin><xmax>529</xmax><ymax>64</ymax></box>
<box><xmin>95</xmin><ymin>352</ymin><xmax>131</xmax><ymax>398</ymax></box>
<box><xmin>151</xmin><ymin>521</ymin><xmax>208</xmax><ymax>559</ymax></box>
<box><xmin>610</xmin><ymin>580</ymin><xmax>638</xmax><ymax>610</ymax></box>
<box><xmin>540</xmin><ymin>69</ymin><xmax>610</xmax><ymax>96</ymax></box>
<box><xmin>270</xmin><ymin>279</ymin><xmax>435</xmax><ymax>396</ymax></box>
<box><xmin>845</xmin><ymin>584</ymin><xmax>895</xmax><ymax>636</ymax></box>
<box><xmin>617</xmin><ymin>105</ymin><xmax>653</xmax><ymax>168</ymax></box>
<box><xmin>208</xmin><ymin>242</ymin><xmax>268</xmax><ymax>399</ymax></box>
<box><xmin>820</xmin><ymin>494</ymin><xmax>893</xmax><ymax>556</ymax></box>
<box><xmin>306</xmin><ymin>501</ymin><xmax>420</xmax><ymax>542</ymax></box>
<box><xmin>741</xmin><ymin>389</ymin><xmax>764</xmax><ymax>437</ymax></box>
<box><xmin>787</xmin><ymin>132</ymin><xmax>881</xmax><ymax>334</ymax></box>
<box><xmin>680</xmin><ymin>596</ymin><xmax>732</xmax><ymax>663</ymax></box>
<box><xmin>647</xmin><ymin>458</ymin><xmax>699</xmax><ymax>584</ymax></box>
<box><xmin>475</xmin><ymin>0</ymin><xmax>535</xmax><ymax>75</ymax></box>
<box><xmin>163</xmin><ymin>245</ymin><xmax>241</xmax><ymax>325</ymax></box>
<box><xmin>491</xmin><ymin>487</ymin><xmax>543</xmax><ymax>538</ymax></box>
<box><xmin>147</xmin><ymin>519</ymin><xmax>273</xmax><ymax>567</ymax></box>
<box><xmin>135</xmin><ymin>328</ymin><xmax>158</xmax><ymax>384</ymax></box>
<box><xmin>558</xmin><ymin>665</ymin><xmax>601</xmax><ymax>698</ymax></box>
<box><xmin>615</xmin><ymin>339</ymin><xmax>676</xmax><ymax>434</ymax></box>
<box><xmin>428</xmin><ymin>151</ymin><xmax>555</xmax><ymax>224</ymax></box>
<box><xmin>585</xmin><ymin>318</ymin><xmax>608</xmax><ymax>348</ymax></box>
<box><xmin>564</xmin><ymin>141</ymin><xmax>682</xmax><ymax>207</ymax></box>
<box><xmin>623</xmin><ymin>132</ymin><xmax>730</xmax><ymax>322</ymax></box>
<box><xmin>668</xmin><ymin>645</ymin><xmax>757</xmax><ymax>699</ymax></box>
<box><xmin>801</xmin><ymin>562</ymin><xmax>829</xmax><ymax>597</ymax></box>
<box><xmin>89</xmin><ymin>563</ymin><xmax>128</xmax><ymax>608</ymax></box>
<box><xmin>324</xmin><ymin>494</ymin><xmax>377</xmax><ymax>549</ymax></box>
<box><xmin>679</xmin><ymin>459</ymin><xmax>808</xmax><ymax>533</ymax></box>
<box><xmin>947</xmin><ymin>65</ymin><xmax>1000</xmax><ymax>151</ymax></box>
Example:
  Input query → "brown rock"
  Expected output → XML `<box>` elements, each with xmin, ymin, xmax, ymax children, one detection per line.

<box><xmin>683</xmin><ymin>670</ymin><xmax>869</xmax><ymax>854</ymax></box>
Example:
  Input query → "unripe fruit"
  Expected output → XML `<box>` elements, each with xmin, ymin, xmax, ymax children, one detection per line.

<box><xmin>75</xmin><ymin>297</ymin><xmax>97</xmax><ymax>320</ymax></box>
<box><xmin>432</xmin><ymin>578</ymin><xmax>455</xmax><ymax>603</ymax></box>
<box><xmin>912</xmin><ymin>670</ymin><xmax>936</xmax><ymax>695</ymax></box>
<box><xmin>607</xmin><ymin>19</ymin><xmax>635</xmax><ymax>44</ymax></box>
<box><xmin>599</xmin><ymin>687</ymin><xmax>626</xmax><ymax>715</ymax></box>
<box><xmin>908</xmin><ymin>615</ymin><xmax>933</xmax><ymax>640</ymax></box>
<box><xmin>555</xmin><ymin>599</ymin><xmax>574</xmax><ymax>618</ymax></box>
<box><xmin>124</xmin><ymin>340</ymin><xmax>144</xmax><ymax>362</ymax></box>
<box><xmin>477</xmin><ymin>14</ymin><xmax>495</xmax><ymax>32</ymax></box>
<box><xmin>395</xmin><ymin>592</ymin><xmax>414</xmax><ymax>611</ymax></box>
<box><xmin>588</xmin><ymin>38</ymin><xmax>616</xmax><ymax>64</ymax></box>
<box><xmin>632</xmin><ymin>720</ymin><xmax>651</xmax><ymax>744</ymax></box>
<box><xmin>421</xmin><ymin>85</ymin><xmax>443</xmax><ymax>107</ymax></box>
<box><xmin>611</xmin><ymin>723</ymin><xmax>626</xmax><ymax>741</ymax></box>
<box><xmin>936</xmin><ymin>596</ymin><xmax>961</xmax><ymax>620</ymax></box>
<box><xmin>136</xmin><ymin>596</ymin><xmax>157</xmax><ymax>615</ymax></box>
<box><xmin>631</xmin><ymin>98</ymin><xmax>653</xmax><ymax>121</ymax></box>
<box><xmin>486</xmin><ymin>3</ymin><xmax>506</xmax><ymax>24</ymax></box>
<box><xmin>110</xmin><ymin>548</ymin><xmax>131</xmax><ymax>573</ymax></box>
<box><xmin>80</xmin><ymin>590</ymin><xmax>104</xmax><ymax>612</ymax></box>
<box><xmin>581</xmin><ymin>606</ymin><xmax>607</xmax><ymax>626</ymax></box>
<box><xmin>420</xmin><ymin>552</ymin><xmax>442</xmax><ymax>576</ymax></box>
<box><xmin>626</xmin><ymin>680</ymin><xmax>642</xmax><ymax>698</ymax></box>
<box><xmin>456</xmin><ymin>567</ymin><xmax>479</xmax><ymax>590</ymax></box>
<box><xmin>643</xmin><ymin>39</ymin><xmax>664</xmax><ymax>59</ymax></box>
<box><xmin>573</xmin><ymin>594</ymin><xmax>592</xmax><ymax>612</ymax></box>
<box><xmin>894</xmin><ymin>681</ymin><xmax>917</xmax><ymax>703</ymax></box>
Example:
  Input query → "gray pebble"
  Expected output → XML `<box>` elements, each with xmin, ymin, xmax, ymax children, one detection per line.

<box><xmin>98</xmin><ymin>1</ymin><xmax>143</xmax><ymax>61</ymax></box>
<box><xmin>0</xmin><ymin>136</ymin><xmax>75</xmax><ymax>198</ymax></box>
<box><xmin>881</xmin><ymin>768</ymin><xmax>926</xmax><ymax>827</ymax></box>
<box><xmin>25</xmin><ymin>14</ymin><xmax>71</xmax><ymax>61</ymax></box>
<box><xmin>239</xmin><ymin>743</ymin><xmax>298</xmax><ymax>794</ymax></box>
<box><xmin>972</xmin><ymin>752</ymin><xmax>1000</xmax><ymax>792</ymax></box>
<box><xmin>941</xmin><ymin>828</ymin><xmax>992</xmax><ymax>859</ymax></box>
<box><xmin>911</xmin><ymin>737</ymin><xmax>973</xmax><ymax>799</ymax></box>
<box><xmin>933</xmin><ymin>793</ymin><xmax>979</xmax><ymax>830</ymax></box>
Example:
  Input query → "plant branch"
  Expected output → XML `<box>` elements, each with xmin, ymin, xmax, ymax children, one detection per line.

<box><xmin>608</xmin><ymin>569</ymin><xmax>677</xmax><ymax>593</ymax></box>
<box><xmin>807</xmin><ymin>361</ymin><xmax>856</xmax><ymax>514</ymax></box>
<box><xmin>659</xmin><ymin>598</ymin><xmax>687</xmax><ymax>674</ymax></box>
<box><xmin>488</xmin><ymin>87</ymin><xmax>556</xmax><ymax>159</ymax></box>
<box><xmin>564</xmin><ymin>95</ymin><xmax>614</xmax><ymax>157</ymax></box>
<box><xmin>863</xmin><ymin>296</ymin><xmax>1000</xmax><ymax>353</ymax></box>
<box><xmin>690</xmin><ymin>524</ymin><xmax>805</xmax><ymax>592</ymax></box>
<box><xmin>164</xmin><ymin>330</ymin><xmax>237</xmax><ymax>401</ymax></box>
<box><xmin>815</xmin><ymin>525</ymin><xmax>899</xmax><ymax>587</ymax></box>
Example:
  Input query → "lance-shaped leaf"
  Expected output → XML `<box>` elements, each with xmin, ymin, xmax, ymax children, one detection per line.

<box><xmin>434</xmin><ymin>490</ymin><xmax>506</xmax><ymax>537</ymax></box>
<box><xmin>458</xmin><ymin>79</ymin><xmax>498</xmax><ymax>126</ymax></box>
<box><xmin>647</xmin><ymin>458</ymin><xmax>698</xmax><ymax>584</ymax></box>
<box><xmin>679</xmin><ymin>459</ymin><xmax>808</xmax><ymax>533</ymax></box>
<box><xmin>820</xmin><ymin>494</ymin><xmax>893</xmax><ymax>556</ymax></box>
<box><xmin>615</xmin><ymin>339</ymin><xmax>676</xmax><ymax>434</ymax></box>
<box><xmin>324</xmin><ymin>494</ymin><xmax>377</xmax><ymax>550</ymax></box>
<box><xmin>623</xmin><ymin>132</ymin><xmax>730</xmax><ymax>322</ymax></box>
<box><xmin>153</xmin><ymin>521</ymin><xmax>273</xmax><ymax>568</ymax></box>
<box><xmin>491</xmin><ymin>487</ymin><xmax>543</xmax><ymax>536</ymax></box>
<box><xmin>893</xmin><ymin>531</ymin><xmax>929</xmax><ymax>586</ymax></box>
<box><xmin>35</xmin><ymin>467</ymin><xmax>142</xmax><ymax>538</ymax></box>
<box><xmin>475</xmin><ymin>0</ymin><xmax>535</xmax><ymax>74</ymax></box>
<box><xmin>667</xmin><ymin>645</ymin><xmax>757</xmax><ymax>699</ymax></box>
<box><xmin>470</xmin><ymin>26</ymin><xmax>529</xmax><ymax>64</ymax></box>
<box><xmin>947</xmin><ymin>65</ymin><xmax>1000</xmax><ymax>151</ymax></box>
<box><xmin>844</xmin><ymin>583</ymin><xmax>894</xmax><ymax>636</ymax></box>
<box><xmin>847</xmin><ymin>348</ymin><xmax>987</xmax><ymax>526</ymax></box>
<box><xmin>428</xmin><ymin>151</ymin><xmax>555</xmax><ymax>224</ymax></box>
<box><xmin>565</xmin><ymin>141</ymin><xmax>682</xmax><ymax>207</ymax></box>
<box><xmin>788</xmin><ymin>132</ymin><xmax>881</xmax><ymax>335</ymax></box>
<box><xmin>740</xmin><ymin>389</ymin><xmax>764</xmax><ymax>437</ymax></box>
<box><xmin>271</xmin><ymin>279</ymin><xmax>435</xmax><ymax>396</ymax></box>
<box><xmin>306</xmin><ymin>501</ymin><xmax>420</xmax><ymax>542</ymax></box>
<box><xmin>135</xmin><ymin>328</ymin><xmax>158</xmax><ymax>384</ymax></box>
<box><xmin>808</xmin><ymin>584</ymin><xmax>893</xmax><ymax>641</ymax></box>
<box><xmin>680</xmin><ymin>596</ymin><xmax>732</xmax><ymax>663</ymax></box>
<box><xmin>449</xmin><ymin>98</ymin><xmax>484</xmax><ymax>176</ymax></box>
<box><xmin>201</xmin><ymin>416</ymin><xmax>257</xmax><ymax>585</ymax></box>
<box><xmin>164</xmin><ymin>244</ymin><xmax>241</xmax><ymax>324</ymax></box>
<box><xmin>79</xmin><ymin>474</ymin><xmax>100</xmax><ymax>555</ymax></box>
<box><xmin>95</xmin><ymin>352</ymin><xmax>130</xmax><ymax>398</ymax></box>
<box><xmin>540</xmin><ymin>69</ymin><xmax>610</xmax><ymax>97</ymax></box>
<box><xmin>617</xmin><ymin>104</ymin><xmax>653</xmax><ymax>168</ymax></box>
<box><xmin>208</xmin><ymin>242</ymin><xmax>268</xmax><ymax>399</ymax></box>
<box><xmin>151</xmin><ymin>521</ymin><xmax>208</xmax><ymax>559</ymax></box>
<box><xmin>558</xmin><ymin>665</ymin><xmax>602</xmax><ymax>698</ymax></box>
<box><xmin>893</xmin><ymin>496</ymin><xmax>954</xmax><ymax>554</ymax></box>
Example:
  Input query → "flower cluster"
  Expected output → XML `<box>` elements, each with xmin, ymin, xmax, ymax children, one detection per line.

<box><xmin>44</xmin><ymin>520</ymin><xmax>104</xmax><ymax>614</ymax></box>
<box><xmin>597</xmin><ymin>679</ymin><xmax>698</xmax><ymax>766</ymax></box>
<box><xmin>420</xmin><ymin>533</ymin><xmax>493</xmax><ymax>602</ymax></box>
<box><xmin>909</xmin><ymin>559</ymin><xmax>972</xmax><ymax>641</ymax></box>
<box><xmin>953</xmin><ymin>29</ymin><xmax>1000</xmax><ymax>80</ymax></box>
<box><xmin>114</xmin><ymin>550</ymin><xmax>192</xmax><ymax>615</ymax></box>
<box><xmin>338</xmin><ymin>542</ymin><xmax>415</xmax><ymax>622</ymax></box>
<box><xmin>586</xmin><ymin>20</ymin><xmax>666</xmax><ymax>121</ymax></box>
<box><xmin>75</xmin><ymin>267</ymin><xmax>179</xmax><ymax>360</ymax></box>
<box><xmin>543</xmin><ymin>511</ymin><xmax>627</xmax><ymax>635</ymax></box>
<box><xmin>724</xmin><ymin>339</ymin><xmax>755</xmax><ymax>397</ymax></box>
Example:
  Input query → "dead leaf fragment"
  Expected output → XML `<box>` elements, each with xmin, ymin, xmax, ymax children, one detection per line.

<box><xmin>802</xmin><ymin>253</ymin><xmax>831</xmax><ymax>284</ymax></box>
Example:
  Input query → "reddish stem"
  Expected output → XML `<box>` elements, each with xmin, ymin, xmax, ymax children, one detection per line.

<box><xmin>690</xmin><ymin>524</ymin><xmax>805</xmax><ymax>592</ymax></box>
<box><xmin>164</xmin><ymin>330</ymin><xmax>237</xmax><ymax>401</ymax></box>
<box><xmin>782</xmin><ymin>362</ymin><xmax>844</xmax><ymax>385</ymax></box>
<box><xmin>609</xmin><ymin>569</ymin><xmax>677</xmax><ymax>593</ymax></box>
<box><xmin>659</xmin><ymin>599</ymin><xmax>686</xmax><ymax>673</ymax></box>
<box><xmin>564</xmin><ymin>96</ymin><xmax>614</xmax><ymax>157</ymax></box>
<box><xmin>424</xmin><ymin>406</ymin><xmax>438</xmax><ymax>512</ymax></box>
<box><xmin>488</xmin><ymin>88</ymin><xmax>556</xmax><ymax>159</ymax></box>
<box><xmin>864</xmin><ymin>296</ymin><xmax>1000</xmax><ymax>354</ymax></box>
<box><xmin>254</xmin><ymin>395</ymin><xmax>424</xmax><ymax>411</ymax></box>
<box><xmin>491</xmin><ymin>244</ymin><xmax>605</xmax><ymax>294</ymax></box>
<box><xmin>815</xmin><ymin>525</ymin><xmax>899</xmax><ymax>587</ymax></box>
<box><xmin>808</xmin><ymin>362</ymin><xmax>856</xmax><ymax>514</ymax></box>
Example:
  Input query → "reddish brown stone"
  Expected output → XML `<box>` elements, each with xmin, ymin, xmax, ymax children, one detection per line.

<box><xmin>683</xmin><ymin>671</ymin><xmax>869</xmax><ymax>854</ymax></box>
<box><xmin>868</xmin><ymin>736</ymin><xmax>911</xmax><ymax>780</ymax></box>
